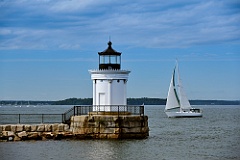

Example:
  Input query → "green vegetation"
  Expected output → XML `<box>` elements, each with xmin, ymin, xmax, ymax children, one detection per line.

<box><xmin>127</xmin><ymin>97</ymin><xmax>166</xmax><ymax>105</ymax></box>
<box><xmin>52</xmin><ymin>98</ymin><xmax>92</xmax><ymax>105</ymax></box>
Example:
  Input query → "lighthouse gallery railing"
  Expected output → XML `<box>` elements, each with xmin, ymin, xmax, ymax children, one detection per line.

<box><xmin>63</xmin><ymin>105</ymin><xmax>144</xmax><ymax>124</ymax></box>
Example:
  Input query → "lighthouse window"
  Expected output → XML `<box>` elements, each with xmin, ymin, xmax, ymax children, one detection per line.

<box><xmin>100</xmin><ymin>55</ymin><xmax>105</xmax><ymax>64</ymax></box>
<box><xmin>109</xmin><ymin>55</ymin><xmax>118</xmax><ymax>64</ymax></box>
<box><xmin>100</xmin><ymin>56</ymin><xmax>108</xmax><ymax>64</ymax></box>
<box><xmin>117</xmin><ymin>56</ymin><xmax>120</xmax><ymax>64</ymax></box>
<box><xmin>100</xmin><ymin>55</ymin><xmax>120</xmax><ymax>65</ymax></box>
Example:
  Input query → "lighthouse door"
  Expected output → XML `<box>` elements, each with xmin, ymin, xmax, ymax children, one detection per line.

<box><xmin>99</xmin><ymin>93</ymin><xmax>106</xmax><ymax>111</ymax></box>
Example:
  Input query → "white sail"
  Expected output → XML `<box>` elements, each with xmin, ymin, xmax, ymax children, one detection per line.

<box><xmin>178</xmin><ymin>82</ymin><xmax>192</xmax><ymax>110</ymax></box>
<box><xmin>177</xmin><ymin>64</ymin><xmax>192</xmax><ymax>110</ymax></box>
<box><xmin>165</xmin><ymin>68</ymin><xmax>180</xmax><ymax>110</ymax></box>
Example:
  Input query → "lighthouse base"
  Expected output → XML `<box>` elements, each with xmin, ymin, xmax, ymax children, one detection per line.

<box><xmin>70</xmin><ymin>113</ymin><xmax>149</xmax><ymax>139</ymax></box>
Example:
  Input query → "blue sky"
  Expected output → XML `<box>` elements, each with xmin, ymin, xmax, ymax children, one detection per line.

<box><xmin>0</xmin><ymin>0</ymin><xmax>240</xmax><ymax>101</ymax></box>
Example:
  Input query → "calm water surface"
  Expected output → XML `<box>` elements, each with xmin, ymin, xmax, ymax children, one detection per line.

<box><xmin>0</xmin><ymin>105</ymin><xmax>240</xmax><ymax>160</ymax></box>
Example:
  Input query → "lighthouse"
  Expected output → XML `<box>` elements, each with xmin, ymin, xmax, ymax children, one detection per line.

<box><xmin>69</xmin><ymin>41</ymin><xmax>149</xmax><ymax>139</ymax></box>
<box><xmin>89</xmin><ymin>41</ymin><xmax>130</xmax><ymax>111</ymax></box>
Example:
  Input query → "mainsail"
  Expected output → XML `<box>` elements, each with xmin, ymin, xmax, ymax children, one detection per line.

<box><xmin>165</xmin><ymin>68</ymin><xmax>180</xmax><ymax>110</ymax></box>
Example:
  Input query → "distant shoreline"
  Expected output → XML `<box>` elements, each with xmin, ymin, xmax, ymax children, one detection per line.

<box><xmin>1</xmin><ymin>98</ymin><xmax>240</xmax><ymax>105</ymax></box>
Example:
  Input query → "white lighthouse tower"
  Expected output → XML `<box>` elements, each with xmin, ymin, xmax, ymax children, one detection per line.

<box><xmin>89</xmin><ymin>41</ymin><xmax>130</xmax><ymax>111</ymax></box>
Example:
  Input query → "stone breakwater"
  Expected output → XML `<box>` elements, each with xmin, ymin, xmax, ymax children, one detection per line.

<box><xmin>0</xmin><ymin>124</ymin><xmax>71</xmax><ymax>141</ymax></box>
<box><xmin>0</xmin><ymin>115</ymin><xmax>149</xmax><ymax>141</ymax></box>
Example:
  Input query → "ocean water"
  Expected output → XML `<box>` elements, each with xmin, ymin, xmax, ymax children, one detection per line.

<box><xmin>0</xmin><ymin>105</ymin><xmax>240</xmax><ymax>160</ymax></box>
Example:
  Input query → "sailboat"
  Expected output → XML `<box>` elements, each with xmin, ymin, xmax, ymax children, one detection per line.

<box><xmin>165</xmin><ymin>62</ymin><xmax>202</xmax><ymax>118</ymax></box>
<box><xmin>26</xmin><ymin>101</ymin><xmax>30</xmax><ymax>107</ymax></box>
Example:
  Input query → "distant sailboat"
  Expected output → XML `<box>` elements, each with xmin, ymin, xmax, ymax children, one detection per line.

<box><xmin>14</xmin><ymin>101</ymin><xmax>18</xmax><ymax>107</ymax></box>
<box><xmin>165</xmin><ymin>62</ymin><xmax>202</xmax><ymax>118</ymax></box>
<box><xmin>26</xmin><ymin>101</ymin><xmax>30</xmax><ymax>107</ymax></box>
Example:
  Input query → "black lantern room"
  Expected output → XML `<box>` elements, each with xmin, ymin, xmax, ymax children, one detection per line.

<box><xmin>98</xmin><ymin>41</ymin><xmax>121</xmax><ymax>70</ymax></box>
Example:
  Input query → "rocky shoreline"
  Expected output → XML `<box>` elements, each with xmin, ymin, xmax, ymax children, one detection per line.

<box><xmin>0</xmin><ymin>124</ymin><xmax>72</xmax><ymax>141</ymax></box>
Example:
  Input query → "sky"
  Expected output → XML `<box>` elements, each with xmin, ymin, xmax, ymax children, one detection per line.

<box><xmin>0</xmin><ymin>0</ymin><xmax>240</xmax><ymax>101</ymax></box>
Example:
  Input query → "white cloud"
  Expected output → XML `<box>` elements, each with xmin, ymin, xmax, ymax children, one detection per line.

<box><xmin>48</xmin><ymin>0</ymin><xmax>107</xmax><ymax>13</ymax></box>
<box><xmin>0</xmin><ymin>0</ymin><xmax>239</xmax><ymax>50</ymax></box>
<box><xmin>0</xmin><ymin>28</ymin><xmax>12</xmax><ymax>35</ymax></box>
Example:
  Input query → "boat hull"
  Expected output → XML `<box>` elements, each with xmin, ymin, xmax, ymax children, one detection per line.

<box><xmin>165</xmin><ymin>111</ymin><xmax>202</xmax><ymax>118</ymax></box>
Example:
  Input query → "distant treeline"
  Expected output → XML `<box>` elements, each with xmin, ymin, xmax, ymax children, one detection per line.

<box><xmin>1</xmin><ymin>98</ymin><xmax>239</xmax><ymax>105</ymax></box>
<box><xmin>127</xmin><ymin>98</ymin><xmax>240</xmax><ymax>105</ymax></box>
<box><xmin>0</xmin><ymin>100</ymin><xmax>54</xmax><ymax>105</ymax></box>
<box><xmin>54</xmin><ymin>98</ymin><xmax>240</xmax><ymax>105</ymax></box>
<box><xmin>53</xmin><ymin>98</ymin><xmax>92</xmax><ymax>105</ymax></box>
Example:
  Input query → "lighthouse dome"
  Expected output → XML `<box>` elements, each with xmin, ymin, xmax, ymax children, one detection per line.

<box><xmin>98</xmin><ymin>41</ymin><xmax>121</xmax><ymax>70</ymax></box>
